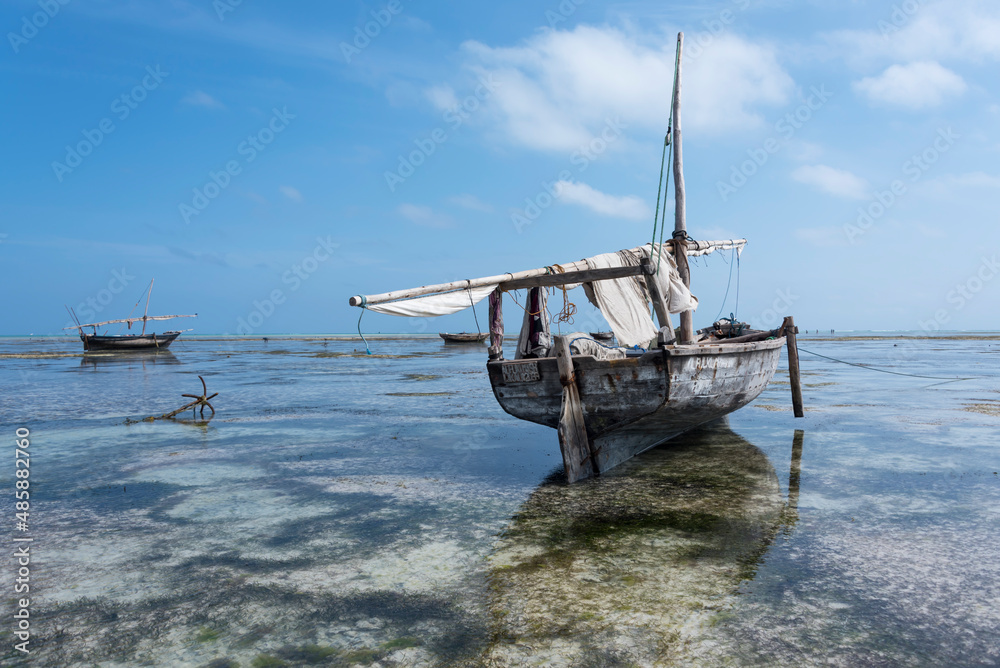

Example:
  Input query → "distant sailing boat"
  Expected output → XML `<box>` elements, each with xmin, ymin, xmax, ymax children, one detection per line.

<box><xmin>65</xmin><ymin>279</ymin><xmax>197</xmax><ymax>352</ymax></box>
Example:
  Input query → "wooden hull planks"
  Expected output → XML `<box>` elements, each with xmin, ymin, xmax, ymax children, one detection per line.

<box><xmin>487</xmin><ymin>338</ymin><xmax>784</xmax><ymax>479</ymax></box>
<box><xmin>81</xmin><ymin>331</ymin><xmax>182</xmax><ymax>351</ymax></box>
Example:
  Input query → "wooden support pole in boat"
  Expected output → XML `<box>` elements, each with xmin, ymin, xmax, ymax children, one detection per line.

<box><xmin>641</xmin><ymin>258</ymin><xmax>674</xmax><ymax>341</ymax></box>
<box><xmin>782</xmin><ymin>315</ymin><xmax>804</xmax><ymax>418</ymax></box>
<box><xmin>554</xmin><ymin>336</ymin><xmax>597</xmax><ymax>483</ymax></box>
<box><xmin>488</xmin><ymin>288</ymin><xmax>503</xmax><ymax>360</ymax></box>
<box><xmin>672</xmin><ymin>32</ymin><xmax>696</xmax><ymax>345</ymax></box>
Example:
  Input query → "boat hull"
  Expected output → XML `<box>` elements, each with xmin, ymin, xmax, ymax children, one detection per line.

<box><xmin>487</xmin><ymin>338</ymin><xmax>784</xmax><ymax>477</ymax></box>
<box><xmin>81</xmin><ymin>331</ymin><xmax>182</xmax><ymax>351</ymax></box>
<box><xmin>439</xmin><ymin>332</ymin><xmax>489</xmax><ymax>343</ymax></box>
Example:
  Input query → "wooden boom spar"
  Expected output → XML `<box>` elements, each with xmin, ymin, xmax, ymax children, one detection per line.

<box><xmin>63</xmin><ymin>314</ymin><xmax>198</xmax><ymax>330</ymax></box>
<box><xmin>348</xmin><ymin>239</ymin><xmax>745</xmax><ymax>308</ymax></box>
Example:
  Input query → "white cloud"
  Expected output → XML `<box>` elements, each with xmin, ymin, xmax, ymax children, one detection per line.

<box><xmin>444</xmin><ymin>25</ymin><xmax>793</xmax><ymax>152</ymax></box>
<box><xmin>826</xmin><ymin>1</ymin><xmax>1000</xmax><ymax>64</ymax></box>
<box><xmin>279</xmin><ymin>186</ymin><xmax>302</xmax><ymax>202</ymax></box>
<box><xmin>554</xmin><ymin>181</ymin><xmax>649</xmax><ymax>220</ymax></box>
<box><xmin>791</xmin><ymin>165</ymin><xmax>869</xmax><ymax>200</ymax></box>
<box><xmin>448</xmin><ymin>194</ymin><xmax>493</xmax><ymax>212</ymax></box>
<box><xmin>425</xmin><ymin>85</ymin><xmax>459</xmax><ymax>111</ymax></box>
<box><xmin>853</xmin><ymin>61</ymin><xmax>966</xmax><ymax>109</ymax></box>
<box><xmin>397</xmin><ymin>204</ymin><xmax>452</xmax><ymax>228</ymax></box>
<box><xmin>182</xmin><ymin>91</ymin><xmax>225</xmax><ymax>109</ymax></box>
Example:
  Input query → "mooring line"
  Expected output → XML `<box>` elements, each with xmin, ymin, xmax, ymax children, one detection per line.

<box><xmin>797</xmin><ymin>347</ymin><xmax>977</xmax><ymax>381</ymax></box>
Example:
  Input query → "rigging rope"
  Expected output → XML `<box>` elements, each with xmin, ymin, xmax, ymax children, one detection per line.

<box><xmin>468</xmin><ymin>289</ymin><xmax>482</xmax><ymax>336</ymax></box>
<box><xmin>650</xmin><ymin>47</ymin><xmax>680</xmax><ymax>276</ymax></box>
<box><xmin>507</xmin><ymin>290</ymin><xmax>542</xmax><ymax>316</ymax></box>
<box><xmin>554</xmin><ymin>287</ymin><xmax>577</xmax><ymax>325</ymax></box>
<box><xmin>798</xmin><ymin>347</ymin><xmax>974</xmax><ymax>381</ymax></box>
<box><xmin>356</xmin><ymin>298</ymin><xmax>372</xmax><ymax>355</ymax></box>
<box><xmin>714</xmin><ymin>248</ymin><xmax>737</xmax><ymax>322</ymax></box>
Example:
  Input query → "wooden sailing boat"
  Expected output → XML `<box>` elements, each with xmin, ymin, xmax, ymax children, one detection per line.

<box><xmin>439</xmin><ymin>332</ymin><xmax>489</xmax><ymax>343</ymax></box>
<box><xmin>349</xmin><ymin>34</ymin><xmax>803</xmax><ymax>482</ymax></box>
<box><xmin>65</xmin><ymin>279</ymin><xmax>197</xmax><ymax>352</ymax></box>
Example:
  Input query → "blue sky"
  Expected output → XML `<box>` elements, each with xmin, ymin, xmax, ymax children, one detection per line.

<box><xmin>2</xmin><ymin>0</ymin><xmax>998</xmax><ymax>337</ymax></box>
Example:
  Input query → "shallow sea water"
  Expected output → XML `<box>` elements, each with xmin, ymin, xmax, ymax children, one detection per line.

<box><xmin>0</xmin><ymin>334</ymin><xmax>998</xmax><ymax>667</ymax></box>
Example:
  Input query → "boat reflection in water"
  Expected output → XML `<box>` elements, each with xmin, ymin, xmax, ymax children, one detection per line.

<box><xmin>79</xmin><ymin>350</ymin><xmax>181</xmax><ymax>370</ymax></box>
<box><xmin>482</xmin><ymin>421</ymin><xmax>804</xmax><ymax>666</ymax></box>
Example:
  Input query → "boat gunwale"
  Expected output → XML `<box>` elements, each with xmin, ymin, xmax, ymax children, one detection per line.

<box><xmin>488</xmin><ymin>336</ymin><xmax>785</xmax><ymax>369</ymax></box>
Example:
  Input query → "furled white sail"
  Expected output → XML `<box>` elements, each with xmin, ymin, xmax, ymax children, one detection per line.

<box><xmin>643</xmin><ymin>243</ymin><xmax>698</xmax><ymax>313</ymax></box>
<box><xmin>363</xmin><ymin>284</ymin><xmax>497</xmax><ymax>318</ymax></box>
<box><xmin>579</xmin><ymin>244</ymin><xmax>697</xmax><ymax>347</ymax></box>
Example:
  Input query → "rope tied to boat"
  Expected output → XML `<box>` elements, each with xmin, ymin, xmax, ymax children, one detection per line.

<box><xmin>356</xmin><ymin>296</ymin><xmax>372</xmax><ymax>355</ymax></box>
<box><xmin>798</xmin><ymin>347</ymin><xmax>976</xmax><ymax>382</ymax></box>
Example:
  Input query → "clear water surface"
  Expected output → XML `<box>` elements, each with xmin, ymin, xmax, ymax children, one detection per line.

<box><xmin>0</xmin><ymin>334</ymin><xmax>997</xmax><ymax>666</ymax></box>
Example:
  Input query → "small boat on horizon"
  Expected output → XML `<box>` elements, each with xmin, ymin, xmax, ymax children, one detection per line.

<box><xmin>65</xmin><ymin>279</ymin><xmax>196</xmax><ymax>352</ymax></box>
<box><xmin>439</xmin><ymin>332</ymin><xmax>489</xmax><ymax>343</ymax></box>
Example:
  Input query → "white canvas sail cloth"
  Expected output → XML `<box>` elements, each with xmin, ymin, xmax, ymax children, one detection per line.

<box><xmin>642</xmin><ymin>243</ymin><xmax>699</xmax><ymax>313</ymax></box>
<box><xmin>582</xmin><ymin>245</ymin><xmax>698</xmax><ymax>348</ymax></box>
<box><xmin>363</xmin><ymin>284</ymin><xmax>497</xmax><ymax>317</ymax></box>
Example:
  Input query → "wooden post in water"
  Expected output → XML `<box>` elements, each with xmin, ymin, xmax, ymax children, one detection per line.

<box><xmin>783</xmin><ymin>316</ymin><xmax>804</xmax><ymax>417</ymax></box>
<box><xmin>672</xmin><ymin>33</ymin><xmax>695</xmax><ymax>345</ymax></box>
<box><xmin>554</xmin><ymin>336</ymin><xmax>597</xmax><ymax>483</ymax></box>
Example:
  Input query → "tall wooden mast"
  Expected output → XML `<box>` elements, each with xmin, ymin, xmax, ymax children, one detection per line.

<box><xmin>672</xmin><ymin>33</ymin><xmax>695</xmax><ymax>344</ymax></box>
<box><xmin>141</xmin><ymin>279</ymin><xmax>153</xmax><ymax>335</ymax></box>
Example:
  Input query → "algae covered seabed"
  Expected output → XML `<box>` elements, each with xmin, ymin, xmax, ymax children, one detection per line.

<box><xmin>1</xmin><ymin>335</ymin><xmax>998</xmax><ymax>666</ymax></box>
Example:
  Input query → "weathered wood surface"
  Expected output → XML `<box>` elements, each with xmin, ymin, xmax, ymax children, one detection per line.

<box><xmin>554</xmin><ymin>336</ymin><xmax>597</xmax><ymax>483</ymax></box>
<box><xmin>642</xmin><ymin>259</ymin><xmax>673</xmax><ymax>334</ymax></box>
<box><xmin>592</xmin><ymin>340</ymin><xmax>781</xmax><ymax>473</ymax></box>
<box><xmin>488</xmin><ymin>353</ymin><xmax>668</xmax><ymax>435</ymax></box>
<box><xmin>671</xmin><ymin>32</ymin><xmax>696</xmax><ymax>345</ymax></box>
<box><xmin>782</xmin><ymin>315</ymin><xmax>804</xmax><ymax>417</ymax></box>
<box><xmin>500</xmin><ymin>264</ymin><xmax>648</xmax><ymax>291</ymax></box>
<box><xmin>488</xmin><ymin>337</ymin><xmax>785</xmax><ymax>481</ymax></box>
